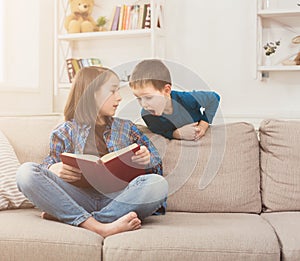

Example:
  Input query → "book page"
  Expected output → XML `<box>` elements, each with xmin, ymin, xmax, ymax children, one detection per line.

<box><xmin>100</xmin><ymin>143</ymin><xmax>139</xmax><ymax>163</ymax></box>
<box><xmin>61</xmin><ymin>152</ymin><xmax>99</xmax><ymax>162</ymax></box>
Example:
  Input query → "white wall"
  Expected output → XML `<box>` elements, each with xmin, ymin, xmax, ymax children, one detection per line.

<box><xmin>164</xmin><ymin>0</ymin><xmax>300</xmax><ymax>127</ymax></box>
<box><xmin>0</xmin><ymin>0</ymin><xmax>53</xmax><ymax>115</ymax></box>
<box><xmin>1</xmin><ymin>0</ymin><xmax>299</xmax><ymax>125</ymax></box>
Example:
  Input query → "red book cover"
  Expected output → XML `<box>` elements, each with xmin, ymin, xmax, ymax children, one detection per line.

<box><xmin>60</xmin><ymin>143</ymin><xmax>145</xmax><ymax>193</ymax></box>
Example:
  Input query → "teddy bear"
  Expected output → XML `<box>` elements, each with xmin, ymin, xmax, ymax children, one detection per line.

<box><xmin>64</xmin><ymin>0</ymin><xmax>99</xmax><ymax>33</ymax></box>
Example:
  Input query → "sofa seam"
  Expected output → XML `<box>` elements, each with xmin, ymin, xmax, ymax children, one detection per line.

<box><xmin>260</xmin><ymin>127</ymin><xmax>270</xmax><ymax>212</ymax></box>
<box><xmin>260</xmin><ymin>215</ymin><xmax>283</xmax><ymax>260</ymax></box>
<box><xmin>0</xmin><ymin>239</ymin><xmax>101</xmax><ymax>247</ymax></box>
<box><xmin>103</xmin><ymin>247</ymin><xmax>279</xmax><ymax>255</ymax></box>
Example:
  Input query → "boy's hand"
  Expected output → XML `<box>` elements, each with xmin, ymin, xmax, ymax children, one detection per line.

<box><xmin>195</xmin><ymin>121</ymin><xmax>209</xmax><ymax>140</ymax></box>
<box><xmin>131</xmin><ymin>145</ymin><xmax>150</xmax><ymax>166</ymax></box>
<box><xmin>49</xmin><ymin>162</ymin><xmax>82</xmax><ymax>183</ymax></box>
<box><xmin>173</xmin><ymin>121</ymin><xmax>209</xmax><ymax>141</ymax></box>
<box><xmin>172</xmin><ymin>122</ymin><xmax>200</xmax><ymax>140</ymax></box>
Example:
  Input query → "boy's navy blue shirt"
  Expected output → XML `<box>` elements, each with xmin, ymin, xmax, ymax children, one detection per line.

<box><xmin>142</xmin><ymin>90</ymin><xmax>220</xmax><ymax>139</ymax></box>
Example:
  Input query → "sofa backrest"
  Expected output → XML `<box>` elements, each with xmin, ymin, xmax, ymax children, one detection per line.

<box><xmin>260</xmin><ymin>119</ymin><xmax>300</xmax><ymax>212</ymax></box>
<box><xmin>139</xmin><ymin>122</ymin><xmax>262</xmax><ymax>214</ymax></box>
<box><xmin>0</xmin><ymin>116</ymin><xmax>262</xmax><ymax>214</ymax></box>
<box><xmin>0</xmin><ymin>115</ymin><xmax>63</xmax><ymax>164</ymax></box>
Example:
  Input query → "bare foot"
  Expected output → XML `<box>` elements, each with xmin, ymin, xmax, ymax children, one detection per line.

<box><xmin>41</xmin><ymin>212</ymin><xmax>59</xmax><ymax>221</ymax></box>
<box><xmin>80</xmin><ymin>212</ymin><xmax>141</xmax><ymax>238</ymax></box>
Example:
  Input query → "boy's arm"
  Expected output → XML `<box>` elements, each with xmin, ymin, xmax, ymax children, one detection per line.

<box><xmin>172</xmin><ymin>91</ymin><xmax>220</xmax><ymax>140</ymax></box>
<box><xmin>172</xmin><ymin>121</ymin><xmax>209</xmax><ymax>140</ymax></box>
<box><xmin>142</xmin><ymin>114</ymin><xmax>175</xmax><ymax>139</ymax></box>
<box><xmin>172</xmin><ymin>122</ymin><xmax>199</xmax><ymax>140</ymax></box>
<box><xmin>191</xmin><ymin>90</ymin><xmax>220</xmax><ymax>124</ymax></box>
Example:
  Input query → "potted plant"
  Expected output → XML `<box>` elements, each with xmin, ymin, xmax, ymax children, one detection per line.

<box><xmin>97</xmin><ymin>16</ymin><xmax>108</xmax><ymax>31</ymax></box>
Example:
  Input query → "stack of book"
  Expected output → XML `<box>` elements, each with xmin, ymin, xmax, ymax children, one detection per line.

<box><xmin>107</xmin><ymin>4</ymin><xmax>156</xmax><ymax>31</ymax></box>
<box><xmin>66</xmin><ymin>58</ymin><xmax>102</xmax><ymax>83</ymax></box>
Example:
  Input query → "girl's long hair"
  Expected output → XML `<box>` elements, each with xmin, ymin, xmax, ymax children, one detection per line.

<box><xmin>64</xmin><ymin>66</ymin><xmax>119</xmax><ymax>125</ymax></box>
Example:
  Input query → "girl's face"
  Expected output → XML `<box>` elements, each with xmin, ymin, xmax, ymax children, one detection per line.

<box><xmin>94</xmin><ymin>75</ymin><xmax>122</xmax><ymax>121</ymax></box>
<box><xmin>132</xmin><ymin>83</ymin><xmax>170</xmax><ymax>116</ymax></box>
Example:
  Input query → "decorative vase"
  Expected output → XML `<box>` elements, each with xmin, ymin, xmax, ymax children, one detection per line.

<box><xmin>265</xmin><ymin>55</ymin><xmax>273</xmax><ymax>66</ymax></box>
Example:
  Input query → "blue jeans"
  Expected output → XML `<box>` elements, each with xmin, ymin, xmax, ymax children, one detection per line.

<box><xmin>16</xmin><ymin>162</ymin><xmax>168</xmax><ymax>226</ymax></box>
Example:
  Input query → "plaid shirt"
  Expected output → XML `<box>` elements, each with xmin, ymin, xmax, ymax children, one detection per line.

<box><xmin>42</xmin><ymin>117</ymin><xmax>166</xmax><ymax>214</ymax></box>
<box><xmin>42</xmin><ymin>117</ymin><xmax>162</xmax><ymax>176</ymax></box>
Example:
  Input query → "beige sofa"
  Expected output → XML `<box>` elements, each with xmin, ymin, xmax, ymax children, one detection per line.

<box><xmin>0</xmin><ymin>115</ymin><xmax>300</xmax><ymax>261</ymax></box>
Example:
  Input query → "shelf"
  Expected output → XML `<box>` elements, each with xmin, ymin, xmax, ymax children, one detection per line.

<box><xmin>54</xmin><ymin>0</ymin><xmax>166</xmax><ymax>93</ymax></box>
<box><xmin>256</xmin><ymin>1</ymin><xmax>300</xmax><ymax>80</ymax></box>
<box><xmin>257</xmin><ymin>9</ymin><xmax>300</xmax><ymax>17</ymax></box>
<box><xmin>258</xmin><ymin>66</ymin><xmax>300</xmax><ymax>71</ymax></box>
<box><xmin>58</xmin><ymin>29</ymin><xmax>159</xmax><ymax>41</ymax></box>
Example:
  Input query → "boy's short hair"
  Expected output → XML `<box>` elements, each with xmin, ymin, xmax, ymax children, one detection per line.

<box><xmin>129</xmin><ymin>59</ymin><xmax>172</xmax><ymax>90</ymax></box>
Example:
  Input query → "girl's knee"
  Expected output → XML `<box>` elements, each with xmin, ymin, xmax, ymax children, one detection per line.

<box><xmin>16</xmin><ymin>162</ymin><xmax>40</xmax><ymax>190</ymax></box>
<box><xmin>150</xmin><ymin>174</ymin><xmax>168</xmax><ymax>190</ymax></box>
<box><xmin>142</xmin><ymin>174</ymin><xmax>169</xmax><ymax>199</ymax></box>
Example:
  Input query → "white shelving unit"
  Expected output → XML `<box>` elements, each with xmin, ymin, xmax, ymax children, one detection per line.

<box><xmin>256</xmin><ymin>0</ymin><xmax>300</xmax><ymax>79</ymax></box>
<box><xmin>54</xmin><ymin>0</ymin><xmax>165</xmax><ymax>94</ymax></box>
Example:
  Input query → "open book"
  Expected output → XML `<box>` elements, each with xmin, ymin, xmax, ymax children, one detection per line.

<box><xmin>60</xmin><ymin>143</ymin><xmax>145</xmax><ymax>193</ymax></box>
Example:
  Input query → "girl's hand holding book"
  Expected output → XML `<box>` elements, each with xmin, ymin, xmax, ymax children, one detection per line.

<box><xmin>131</xmin><ymin>145</ymin><xmax>150</xmax><ymax>166</ymax></box>
<box><xmin>49</xmin><ymin>162</ymin><xmax>82</xmax><ymax>183</ymax></box>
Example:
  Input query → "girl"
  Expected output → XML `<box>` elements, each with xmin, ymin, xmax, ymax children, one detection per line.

<box><xmin>16</xmin><ymin>66</ymin><xmax>168</xmax><ymax>238</ymax></box>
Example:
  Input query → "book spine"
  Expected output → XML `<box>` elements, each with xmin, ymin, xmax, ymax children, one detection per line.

<box><xmin>124</xmin><ymin>5</ymin><xmax>132</xmax><ymax>30</ymax></box>
<box><xmin>138</xmin><ymin>4</ymin><xmax>144</xmax><ymax>29</ymax></box>
<box><xmin>66</xmin><ymin>58</ymin><xmax>75</xmax><ymax>83</ymax></box>
<box><xmin>80</xmin><ymin>58</ymin><xmax>89</xmax><ymax>67</ymax></box>
<box><xmin>90</xmin><ymin>58</ymin><xmax>102</xmax><ymax>66</ymax></box>
<box><xmin>122</xmin><ymin>5</ymin><xmax>128</xmax><ymax>30</ymax></box>
<box><xmin>118</xmin><ymin>5</ymin><xmax>125</xmax><ymax>31</ymax></box>
<box><xmin>66</xmin><ymin>57</ymin><xmax>102</xmax><ymax>82</ymax></box>
<box><xmin>111</xmin><ymin>6</ymin><xmax>121</xmax><ymax>31</ymax></box>
<box><xmin>143</xmin><ymin>4</ymin><xmax>151</xmax><ymax>29</ymax></box>
<box><xmin>77</xmin><ymin>59</ymin><xmax>83</xmax><ymax>68</ymax></box>
<box><xmin>130</xmin><ymin>5</ymin><xmax>140</xmax><ymax>30</ymax></box>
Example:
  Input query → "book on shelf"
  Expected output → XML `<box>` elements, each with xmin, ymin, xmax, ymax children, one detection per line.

<box><xmin>107</xmin><ymin>3</ymin><xmax>161</xmax><ymax>31</ymax></box>
<box><xmin>66</xmin><ymin>58</ymin><xmax>102</xmax><ymax>83</ymax></box>
<box><xmin>143</xmin><ymin>4</ymin><xmax>151</xmax><ymax>29</ymax></box>
<box><xmin>60</xmin><ymin>143</ymin><xmax>145</xmax><ymax>193</ymax></box>
<box><xmin>106</xmin><ymin>6</ymin><xmax>116</xmax><ymax>31</ymax></box>
<box><xmin>111</xmin><ymin>6</ymin><xmax>121</xmax><ymax>30</ymax></box>
<box><xmin>118</xmin><ymin>5</ymin><xmax>125</xmax><ymax>30</ymax></box>
<box><xmin>130</xmin><ymin>5</ymin><xmax>140</xmax><ymax>30</ymax></box>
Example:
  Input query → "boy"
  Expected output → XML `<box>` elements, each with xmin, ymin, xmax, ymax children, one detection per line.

<box><xmin>129</xmin><ymin>59</ymin><xmax>220</xmax><ymax>140</ymax></box>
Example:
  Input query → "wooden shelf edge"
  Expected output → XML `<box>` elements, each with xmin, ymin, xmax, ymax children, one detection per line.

<box><xmin>257</xmin><ymin>9</ymin><xmax>300</xmax><ymax>17</ymax></box>
<box><xmin>58</xmin><ymin>29</ymin><xmax>158</xmax><ymax>41</ymax></box>
<box><xmin>258</xmin><ymin>65</ymin><xmax>300</xmax><ymax>71</ymax></box>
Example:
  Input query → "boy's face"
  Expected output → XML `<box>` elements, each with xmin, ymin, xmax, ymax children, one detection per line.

<box><xmin>132</xmin><ymin>83</ymin><xmax>171</xmax><ymax>116</ymax></box>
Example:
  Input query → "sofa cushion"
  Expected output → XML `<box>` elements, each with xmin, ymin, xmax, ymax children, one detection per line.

<box><xmin>103</xmin><ymin>212</ymin><xmax>280</xmax><ymax>261</ymax></box>
<box><xmin>0</xmin><ymin>130</ymin><xmax>34</xmax><ymax>209</ymax></box>
<box><xmin>0</xmin><ymin>208</ymin><xmax>103</xmax><ymax>261</ymax></box>
<box><xmin>0</xmin><ymin>115</ymin><xmax>63</xmax><ymax>164</ymax></box>
<box><xmin>260</xmin><ymin>119</ymin><xmax>300</xmax><ymax>212</ymax></box>
<box><xmin>139</xmin><ymin>122</ymin><xmax>261</xmax><ymax>213</ymax></box>
<box><xmin>262</xmin><ymin>212</ymin><xmax>300</xmax><ymax>261</ymax></box>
